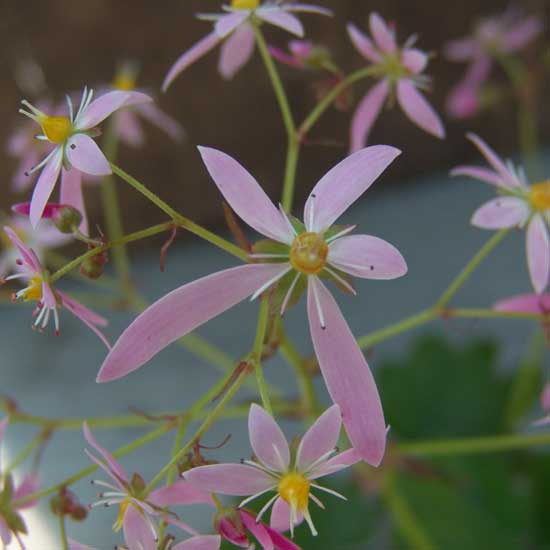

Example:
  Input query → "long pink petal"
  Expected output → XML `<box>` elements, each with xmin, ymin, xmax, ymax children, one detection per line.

<box><xmin>396</xmin><ymin>79</ymin><xmax>445</xmax><ymax>139</ymax></box>
<box><xmin>328</xmin><ymin>234</ymin><xmax>407</xmax><ymax>279</ymax></box>
<box><xmin>60</xmin><ymin>168</ymin><xmax>88</xmax><ymax>234</ymax></box>
<box><xmin>123</xmin><ymin>505</ymin><xmax>157</xmax><ymax>550</ymax></box>
<box><xmin>83</xmin><ymin>422</ymin><xmax>129</xmax><ymax>484</ymax></box>
<box><xmin>14</xmin><ymin>473</ymin><xmax>40</xmax><ymax>510</ymax></box>
<box><xmin>149</xmin><ymin>480</ymin><xmax>213</xmax><ymax>507</ymax></box>
<box><xmin>284</xmin><ymin>3</ymin><xmax>333</xmax><ymax>16</ymax></box>
<box><xmin>219</xmin><ymin>22</ymin><xmax>256</xmax><ymax>79</ymax></box>
<box><xmin>307</xmin><ymin>278</ymin><xmax>386</xmax><ymax>466</ymax></box>
<box><xmin>494</xmin><ymin>293</ymin><xmax>550</xmax><ymax>315</ymax></box>
<box><xmin>30</xmin><ymin>149</ymin><xmax>63</xmax><ymax>227</ymax></box>
<box><xmin>349</xmin><ymin>80</ymin><xmax>389</xmax><ymax>153</ymax></box>
<box><xmin>256</xmin><ymin>8</ymin><xmax>304</xmax><ymax>37</ymax></box>
<box><xmin>401</xmin><ymin>48</ymin><xmax>428</xmax><ymax>74</ymax></box>
<box><xmin>240</xmin><ymin>512</ymin><xmax>274</xmax><ymax>550</ymax></box>
<box><xmin>184</xmin><ymin>464</ymin><xmax>275</xmax><ymax>495</ymax></box>
<box><xmin>163</xmin><ymin>32</ymin><xmax>222</xmax><ymax>91</ymax></box>
<box><xmin>304</xmin><ymin>145</ymin><xmax>401</xmax><ymax>233</ymax></box>
<box><xmin>369</xmin><ymin>12</ymin><xmax>396</xmax><ymax>53</ymax></box>
<box><xmin>3</xmin><ymin>226</ymin><xmax>41</xmax><ymax>273</ymax></box>
<box><xmin>346</xmin><ymin>23</ymin><xmax>381</xmax><ymax>62</ymax></box>
<box><xmin>470</xmin><ymin>197</ymin><xmax>528</xmax><ymax>229</ymax></box>
<box><xmin>450</xmin><ymin>166</ymin><xmax>504</xmax><ymax>187</ymax></box>
<box><xmin>249</xmin><ymin>404</ymin><xmax>290</xmax><ymax>472</ymax></box>
<box><xmin>173</xmin><ymin>536</ymin><xmax>222</xmax><ymax>550</ymax></box>
<box><xmin>134</xmin><ymin>102</ymin><xmax>185</xmax><ymax>143</ymax></box>
<box><xmin>269</xmin><ymin>497</ymin><xmax>303</xmax><ymax>534</ymax></box>
<box><xmin>215</xmin><ymin>11</ymin><xmax>250</xmax><ymax>38</ymax></box>
<box><xmin>115</xmin><ymin>110</ymin><xmax>146</xmax><ymax>147</ymax></box>
<box><xmin>527</xmin><ymin>215</ymin><xmax>550</xmax><ymax>294</ymax></box>
<box><xmin>97</xmin><ymin>263</ymin><xmax>289</xmax><ymax>382</ymax></box>
<box><xmin>503</xmin><ymin>16</ymin><xmax>543</xmax><ymax>52</ymax></box>
<box><xmin>444</xmin><ymin>37</ymin><xmax>478</xmax><ymax>61</ymax></box>
<box><xmin>198</xmin><ymin>147</ymin><xmax>294</xmax><ymax>244</ymax></box>
<box><xmin>296</xmin><ymin>405</ymin><xmax>341</xmax><ymax>471</ymax></box>
<box><xmin>66</xmin><ymin>134</ymin><xmax>111</xmax><ymax>176</ymax></box>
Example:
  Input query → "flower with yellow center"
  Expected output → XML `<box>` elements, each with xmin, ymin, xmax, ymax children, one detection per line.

<box><xmin>529</xmin><ymin>181</ymin><xmax>550</xmax><ymax>212</ymax></box>
<box><xmin>289</xmin><ymin>232</ymin><xmax>329</xmax><ymax>275</ymax></box>
<box><xmin>231</xmin><ymin>0</ymin><xmax>259</xmax><ymax>9</ymax></box>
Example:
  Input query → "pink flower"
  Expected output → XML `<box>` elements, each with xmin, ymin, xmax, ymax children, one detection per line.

<box><xmin>97</xmin><ymin>145</ymin><xmax>408</xmax><ymax>466</ymax></box>
<box><xmin>347</xmin><ymin>13</ymin><xmax>445</xmax><ymax>152</ymax></box>
<box><xmin>185</xmin><ymin>404</ymin><xmax>361</xmax><ymax>537</ymax></box>
<box><xmin>18</xmin><ymin>87</ymin><xmax>151</xmax><ymax>227</ymax></box>
<box><xmin>0</xmin><ymin>419</ymin><xmax>41</xmax><ymax>548</ymax></box>
<box><xmin>84</xmin><ymin>423</ymin><xmax>213</xmax><ymax>540</ymax></box>
<box><xmin>269</xmin><ymin>40</ymin><xmax>315</xmax><ymax>68</ymax></box>
<box><xmin>1</xmin><ymin>226</ymin><xmax>110</xmax><ymax>346</ymax></box>
<box><xmin>445</xmin><ymin>9</ymin><xmax>543</xmax><ymax>119</ymax></box>
<box><xmin>452</xmin><ymin>134</ymin><xmax>550</xmax><ymax>293</ymax></box>
<box><xmin>162</xmin><ymin>1</ymin><xmax>332</xmax><ymax>88</ymax></box>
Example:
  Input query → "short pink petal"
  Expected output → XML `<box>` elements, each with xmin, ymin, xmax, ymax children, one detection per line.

<box><xmin>470</xmin><ymin>197</ymin><xmax>528</xmax><ymax>229</ymax></box>
<box><xmin>215</xmin><ymin>11</ymin><xmax>250</xmax><ymax>38</ymax></box>
<box><xmin>256</xmin><ymin>8</ymin><xmax>304</xmax><ymax>37</ymax></box>
<box><xmin>218</xmin><ymin>22</ymin><xmax>256</xmax><ymax>80</ymax></box>
<box><xmin>284</xmin><ymin>3</ymin><xmax>333</xmax><ymax>16</ymax></box>
<box><xmin>66</xmin><ymin>134</ymin><xmax>111</xmax><ymax>176</ymax></box>
<box><xmin>307</xmin><ymin>278</ymin><xmax>386</xmax><ymax>466</ymax></box>
<box><xmin>249</xmin><ymin>404</ymin><xmax>290</xmax><ymax>472</ymax></box>
<box><xmin>3</xmin><ymin>226</ymin><xmax>41</xmax><ymax>273</ymax></box>
<box><xmin>349</xmin><ymin>79</ymin><xmax>389</xmax><ymax>153</ymax></box>
<box><xmin>494</xmin><ymin>293</ymin><xmax>550</xmax><ymax>315</ymax></box>
<box><xmin>269</xmin><ymin>497</ymin><xmax>303</xmax><ymax>534</ymax></box>
<box><xmin>30</xmin><ymin>149</ymin><xmax>63</xmax><ymax>227</ymax></box>
<box><xmin>115</xmin><ymin>110</ymin><xmax>146</xmax><ymax>147</ymax></box>
<box><xmin>304</xmin><ymin>145</ymin><xmax>401</xmax><ymax>233</ymax></box>
<box><xmin>401</xmin><ymin>48</ymin><xmax>428</xmax><ymax>74</ymax></box>
<box><xmin>173</xmin><ymin>536</ymin><xmax>221</xmax><ymax>550</ymax></box>
<box><xmin>163</xmin><ymin>32</ymin><xmax>222</xmax><ymax>91</ymax></box>
<box><xmin>308</xmin><ymin>448</ymin><xmax>362</xmax><ymax>480</ymax></box>
<box><xmin>14</xmin><ymin>474</ymin><xmax>40</xmax><ymax>509</ymax></box>
<box><xmin>527</xmin><ymin>215</ymin><xmax>550</xmax><ymax>294</ymax></box>
<box><xmin>149</xmin><ymin>480</ymin><xmax>213</xmax><ymax>507</ymax></box>
<box><xmin>444</xmin><ymin>37</ymin><xmax>478</xmax><ymax>61</ymax></box>
<box><xmin>82</xmin><ymin>422</ymin><xmax>129</xmax><ymax>484</ymax></box>
<box><xmin>184</xmin><ymin>464</ymin><xmax>275</xmax><ymax>496</ymax></box>
<box><xmin>296</xmin><ymin>404</ymin><xmax>341</xmax><ymax>471</ymax></box>
<box><xmin>396</xmin><ymin>79</ymin><xmax>445</xmax><ymax>139</ymax></box>
<box><xmin>328</xmin><ymin>234</ymin><xmax>408</xmax><ymax>279</ymax></box>
<box><xmin>346</xmin><ymin>23</ymin><xmax>382</xmax><ymax>63</ymax></box>
<box><xmin>240</xmin><ymin>512</ymin><xmax>274</xmax><ymax>550</ymax></box>
<box><xmin>123</xmin><ymin>505</ymin><xmax>156</xmax><ymax>550</ymax></box>
<box><xmin>450</xmin><ymin>166</ymin><xmax>504</xmax><ymax>187</ymax></box>
<box><xmin>97</xmin><ymin>263</ymin><xmax>290</xmax><ymax>382</ymax></box>
<box><xmin>503</xmin><ymin>16</ymin><xmax>543</xmax><ymax>52</ymax></box>
<box><xmin>134</xmin><ymin>102</ymin><xmax>185</xmax><ymax>143</ymax></box>
<box><xmin>198</xmin><ymin>147</ymin><xmax>294</xmax><ymax>244</ymax></box>
<box><xmin>446</xmin><ymin>82</ymin><xmax>481</xmax><ymax>119</ymax></box>
<box><xmin>369</xmin><ymin>12</ymin><xmax>396</xmax><ymax>53</ymax></box>
<box><xmin>60</xmin><ymin>168</ymin><xmax>88</xmax><ymax>234</ymax></box>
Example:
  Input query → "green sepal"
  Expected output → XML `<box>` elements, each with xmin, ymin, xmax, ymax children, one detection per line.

<box><xmin>320</xmin><ymin>266</ymin><xmax>355</xmax><ymax>296</ymax></box>
<box><xmin>252</xmin><ymin>239</ymin><xmax>290</xmax><ymax>261</ymax></box>
<box><xmin>323</xmin><ymin>224</ymin><xmax>355</xmax><ymax>241</ymax></box>
<box><xmin>269</xmin><ymin>270</ymin><xmax>307</xmax><ymax>317</ymax></box>
<box><xmin>0</xmin><ymin>474</ymin><xmax>14</xmax><ymax>506</ymax></box>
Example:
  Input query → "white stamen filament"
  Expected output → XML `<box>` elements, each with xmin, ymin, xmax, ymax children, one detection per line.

<box><xmin>24</xmin><ymin>147</ymin><xmax>59</xmax><ymax>176</ymax></box>
<box><xmin>302</xmin><ymin>447</ymin><xmax>338</xmax><ymax>475</ymax></box>
<box><xmin>310</xmin><ymin>482</ymin><xmax>347</xmax><ymax>501</ymax></box>
<box><xmin>66</xmin><ymin>94</ymin><xmax>74</xmax><ymax>123</ymax></box>
<box><xmin>326</xmin><ymin>225</ymin><xmax>356</xmax><ymax>243</ymax></box>
<box><xmin>238</xmin><ymin>485</ymin><xmax>277</xmax><ymax>510</ymax></box>
<box><xmin>280</xmin><ymin>272</ymin><xmax>301</xmax><ymax>316</ymax></box>
<box><xmin>249</xmin><ymin>265</ymin><xmax>291</xmax><ymax>302</ymax></box>
<box><xmin>241</xmin><ymin>459</ymin><xmax>279</xmax><ymax>477</ymax></box>
<box><xmin>248</xmin><ymin>253</ymin><xmax>289</xmax><ymax>259</ymax></box>
<box><xmin>309</xmin><ymin>492</ymin><xmax>325</xmax><ymax>509</ymax></box>
<box><xmin>279</xmin><ymin>203</ymin><xmax>298</xmax><ymax>237</ymax></box>
<box><xmin>255</xmin><ymin>493</ymin><xmax>279</xmax><ymax>523</ymax></box>
<box><xmin>324</xmin><ymin>266</ymin><xmax>357</xmax><ymax>296</ymax></box>
<box><xmin>310</xmin><ymin>278</ymin><xmax>326</xmax><ymax>329</ymax></box>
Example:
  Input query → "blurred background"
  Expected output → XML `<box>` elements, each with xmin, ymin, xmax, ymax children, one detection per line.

<box><xmin>1</xmin><ymin>0</ymin><xmax>550</xmax><ymax>549</ymax></box>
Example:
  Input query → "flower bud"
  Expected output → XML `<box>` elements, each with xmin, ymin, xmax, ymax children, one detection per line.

<box><xmin>52</xmin><ymin>206</ymin><xmax>83</xmax><ymax>234</ymax></box>
<box><xmin>215</xmin><ymin>508</ymin><xmax>248</xmax><ymax>547</ymax></box>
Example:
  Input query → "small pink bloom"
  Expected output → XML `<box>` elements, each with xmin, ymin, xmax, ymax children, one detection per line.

<box><xmin>1</xmin><ymin>226</ymin><xmax>110</xmax><ymax>345</ymax></box>
<box><xmin>186</xmin><ymin>405</ymin><xmax>362</xmax><ymax>537</ymax></box>
<box><xmin>452</xmin><ymin>134</ymin><xmax>550</xmax><ymax>293</ymax></box>
<box><xmin>347</xmin><ymin>13</ymin><xmax>445</xmax><ymax>151</ymax></box>
<box><xmin>98</xmin><ymin>145</ymin><xmax>408</xmax><ymax>466</ymax></box>
<box><xmin>162</xmin><ymin>2</ymin><xmax>333</xmax><ymax>89</ymax></box>
<box><xmin>18</xmin><ymin>87</ymin><xmax>151</xmax><ymax>227</ymax></box>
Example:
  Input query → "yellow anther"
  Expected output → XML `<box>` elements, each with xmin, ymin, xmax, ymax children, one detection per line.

<box><xmin>530</xmin><ymin>181</ymin><xmax>550</xmax><ymax>212</ymax></box>
<box><xmin>278</xmin><ymin>473</ymin><xmax>310</xmax><ymax>513</ymax></box>
<box><xmin>113</xmin><ymin>74</ymin><xmax>137</xmax><ymax>91</ymax></box>
<box><xmin>40</xmin><ymin>116</ymin><xmax>73</xmax><ymax>144</ymax></box>
<box><xmin>231</xmin><ymin>0</ymin><xmax>259</xmax><ymax>9</ymax></box>
<box><xmin>23</xmin><ymin>276</ymin><xmax>43</xmax><ymax>302</ymax></box>
<box><xmin>290</xmin><ymin>232</ymin><xmax>329</xmax><ymax>275</ymax></box>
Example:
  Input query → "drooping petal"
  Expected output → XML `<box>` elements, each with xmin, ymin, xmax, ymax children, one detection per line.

<box><xmin>3</xmin><ymin>226</ymin><xmax>41</xmax><ymax>273</ymax></box>
<box><xmin>450</xmin><ymin>166</ymin><xmax>504</xmax><ymax>187</ymax></box>
<box><xmin>240</xmin><ymin>512</ymin><xmax>274</xmax><ymax>550</ymax></box>
<box><xmin>396</xmin><ymin>79</ymin><xmax>445</xmax><ymax>139</ymax></box>
<box><xmin>133</xmin><ymin>102</ymin><xmax>186</xmax><ymax>143</ymax></box>
<box><xmin>527</xmin><ymin>215</ymin><xmax>550</xmax><ymax>294</ymax></box>
<box><xmin>97</xmin><ymin>263</ymin><xmax>290</xmax><ymax>382</ymax></box>
<box><xmin>304</xmin><ymin>146</ymin><xmax>401</xmax><ymax>233</ymax></box>
<box><xmin>249</xmin><ymin>404</ymin><xmax>290</xmax><ymax>472</ymax></box>
<box><xmin>494</xmin><ymin>293</ymin><xmax>550</xmax><ymax>315</ymax></box>
<box><xmin>30</xmin><ymin>148</ymin><xmax>63</xmax><ymax>227</ymax></box>
<box><xmin>14</xmin><ymin>474</ymin><xmax>40</xmax><ymax>510</ymax></box>
<box><xmin>163</xmin><ymin>32</ymin><xmax>222</xmax><ymax>91</ymax></box>
<box><xmin>115</xmin><ymin>110</ymin><xmax>146</xmax><ymax>147</ymax></box>
<box><xmin>369</xmin><ymin>12</ymin><xmax>396</xmax><ymax>53</ymax></box>
<box><xmin>82</xmin><ymin>422</ymin><xmax>129</xmax><ymax>484</ymax></box>
<box><xmin>349</xmin><ymin>80</ymin><xmax>389</xmax><ymax>153</ymax></box>
<box><xmin>198</xmin><ymin>147</ymin><xmax>294</xmax><ymax>244</ymax></box>
<box><xmin>218</xmin><ymin>22</ymin><xmax>256</xmax><ymax>79</ymax></box>
<box><xmin>470</xmin><ymin>197</ymin><xmax>529</xmax><ymax>229</ymax></box>
<box><xmin>269</xmin><ymin>498</ymin><xmax>303</xmax><ymax>534</ymax></box>
<box><xmin>401</xmin><ymin>48</ymin><xmax>428</xmax><ymax>74</ymax></box>
<box><xmin>283</xmin><ymin>3</ymin><xmax>333</xmax><ymax>16</ymax></box>
<box><xmin>328</xmin><ymin>234</ymin><xmax>408</xmax><ymax>279</ymax></box>
<box><xmin>296</xmin><ymin>404</ymin><xmax>341</xmax><ymax>471</ymax></box>
<box><xmin>149</xmin><ymin>480</ymin><xmax>213</xmax><ymax>507</ymax></box>
<box><xmin>346</xmin><ymin>23</ymin><xmax>382</xmax><ymax>63</ymax></box>
<box><xmin>256</xmin><ymin>7</ymin><xmax>304</xmax><ymax>37</ymax></box>
<box><xmin>123</xmin><ymin>505</ymin><xmax>157</xmax><ymax>550</ymax></box>
<box><xmin>173</xmin><ymin>536</ymin><xmax>222</xmax><ymax>550</ymax></box>
<box><xmin>307</xmin><ymin>278</ymin><xmax>386</xmax><ymax>466</ymax></box>
<box><xmin>66</xmin><ymin>134</ymin><xmax>111</xmax><ymax>176</ymax></box>
<box><xmin>215</xmin><ymin>11</ymin><xmax>250</xmax><ymax>38</ymax></box>
<box><xmin>184</xmin><ymin>464</ymin><xmax>275</xmax><ymax>496</ymax></box>
<box><xmin>60</xmin><ymin>168</ymin><xmax>88</xmax><ymax>234</ymax></box>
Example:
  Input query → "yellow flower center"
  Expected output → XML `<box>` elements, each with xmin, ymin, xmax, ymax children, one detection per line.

<box><xmin>278</xmin><ymin>473</ymin><xmax>310</xmax><ymax>513</ymax></box>
<box><xmin>39</xmin><ymin>115</ymin><xmax>73</xmax><ymax>144</ymax></box>
<box><xmin>231</xmin><ymin>0</ymin><xmax>259</xmax><ymax>9</ymax></box>
<box><xmin>530</xmin><ymin>181</ymin><xmax>550</xmax><ymax>212</ymax></box>
<box><xmin>113</xmin><ymin>74</ymin><xmax>137</xmax><ymax>91</ymax></box>
<box><xmin>289</xmin><ymin>232</ymin><xmax>329</xmax><ymax>275</ymax></box>
<box><xmin>23</xmin><ymin>276</ymin><xmax>43</xmax><ymax>302</ymax></box>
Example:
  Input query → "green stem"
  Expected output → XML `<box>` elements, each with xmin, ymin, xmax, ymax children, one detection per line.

<box><xmin>4</xmin><ymin>430</ymin><xmax>45</xmax><ymax>474</ymax></box>
<box><xmin>253</xmin><ymin>297</ymin><xmax>272</xmax><ymax>415</ymax></box>
<box><xmin>281</xmin><ymin>136</ymin><xmax>300</xmax><ymax>213</ymax></box>
<box><xmin>436</xmin><ymin>229</ymin><xmax>509</xmax><ymax>308</ymax></box>
<box><xmin>110</xmin><ymin>163</ymin><xmax>248</xmax><ymax>261</ymax></box>
<box><xmin>59</xmin><ymin>513</ymin><xmax>68</xmax><ymax>550</ymax></box>
<box><xmin>448</xmin><ymin>308</ymin><xmax>545</xmax><ymax>321</ymax></box>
